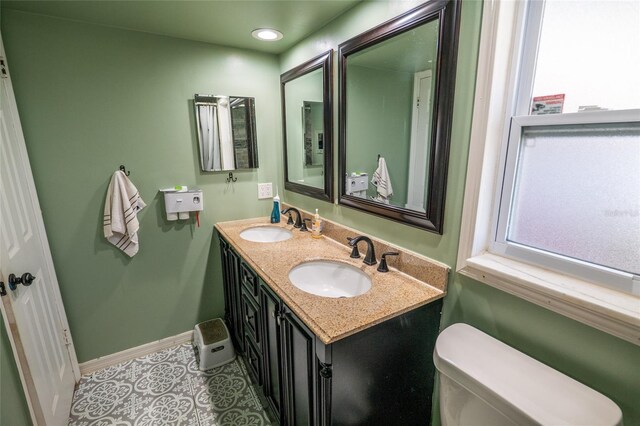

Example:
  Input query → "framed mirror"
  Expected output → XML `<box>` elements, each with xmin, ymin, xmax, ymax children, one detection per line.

<box><xmin>338</xmin><ymin>0</ymin><xmax>460</xmax><ymax>233</ymax></box>
<box><xmin>194</xmin><ymin>94</ymin><xmax>258</xmax><ymax>171</ymax></box>
<box><xmin>281</xmin><ymin>50</ymin><xmax>333</xmax><ymax>202</ymax></box>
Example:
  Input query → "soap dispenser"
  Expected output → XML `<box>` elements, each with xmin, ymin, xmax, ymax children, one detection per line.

<box><xmin>312</xmin><ymin>208</ymin><xmax>322</xmax><ymax>239</ymax></box>
<box><xmin>270</xmin><ymin>188</ymin><xmax>281</xmax><ymax>223</ymax></box>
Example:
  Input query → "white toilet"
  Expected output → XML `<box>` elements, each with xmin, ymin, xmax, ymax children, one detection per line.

<box><xmin>434</xmin><ymin>323</ymin><xmax>623</xmax><ymax>426</ymax></box>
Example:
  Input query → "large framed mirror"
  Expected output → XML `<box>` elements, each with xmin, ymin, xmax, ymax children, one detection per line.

<box><xmin>338</xmin><ymin>0</ymin><xmax>460</xmax><ymax>233</ymax></box>
<box><xmin>281</xmin><ymin>50</ymin><xmax>333</xmax><ymax>202</ymax></box>
<box><xmin>194</xmin><ymin>94</ymin><xmax>258</xmax><ymax>171</ymax></box>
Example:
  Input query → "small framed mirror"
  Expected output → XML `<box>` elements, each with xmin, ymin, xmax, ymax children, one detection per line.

<box><xmin>338</xmin><ymin>0</ymin><xmax>460</xmax><ymax>233</ymax></box>
<box><xmin>194</xmin><ymin>94</ymin><xmax>258</xmax><ymax>171</ymax></box>
<box><xmin>281</xmin><ymin>50</ymin><xmax>333</xmax><ymax>202</ymax></box>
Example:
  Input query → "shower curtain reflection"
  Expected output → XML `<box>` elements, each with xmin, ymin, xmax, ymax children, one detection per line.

<box><xmin>197</xmin><ymin>102</ymin><xmax>220</xmax><ymax>170</ymax></box>
<box><xmin>216</xmin><ymin>96</ymin><xmax>235</xmax><ymax>170</ymax></box>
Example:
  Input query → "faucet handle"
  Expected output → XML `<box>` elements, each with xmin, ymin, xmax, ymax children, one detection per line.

<box><xmin>377</xmin><ymin>252</ymin><xmax>399</xmax><ymax>272</ymax></box>
<box><xmin>347</xmin><ymin>237</ymin><xmax>360</xmax><ymax>258</ymax></box>
<box><xmin>301</xmin><ymin>218</ymin><xmax>312</xmax><ymax>232</ymax></box>
<box><xmin>282</xmin><ymin>210</ymin><xmax>294</xmax><ymax>225</ymax></box>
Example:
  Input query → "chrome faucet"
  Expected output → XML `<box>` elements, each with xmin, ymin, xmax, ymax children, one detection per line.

<box><xmin>281</xmin><ymin>207</ymin><xmax>302</xmax><ymax>228</ymax></box>
<box><xmin>348</xmin><ymin>236</ymin><xmax>377</xmax><ymax>265</ymax></box>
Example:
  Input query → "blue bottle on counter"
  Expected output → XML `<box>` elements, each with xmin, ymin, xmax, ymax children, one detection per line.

<box><xmin>270</xmin><ymin>191</ymin><xmax>281</xmax><ymax>223</ymax></box>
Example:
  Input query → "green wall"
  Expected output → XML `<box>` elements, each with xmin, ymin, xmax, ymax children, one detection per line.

<box><xmin>284</xmin><ymin>68</ymin><xmax>323</xmax><ymax>188</ymax></box>
<box><xmin>1</xmin><ymin>321</ymin><xmax>31</xmax><ymax>425</ymax></box>
<box><xmin>279</xmin><ymin>1</ymin><xmax>640</xmax><ymax>425</ymax></box>
<box><xmin>1</xmin><ymin>9</ymin><xmax>282</xmax><ymax>363</ymax></box>
<box><xmin>346</xmin><ymin>65</ymin><xmax>413</xmax><ymax>204</ymax></box>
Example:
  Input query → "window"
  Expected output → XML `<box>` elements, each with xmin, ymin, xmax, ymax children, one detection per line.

<box><xmin>492</xmin><ymin>0</ymin><xmax>640</xmax><ymax>296</ymax></box>
<box><xmin>458</xmin><ymin>0</ymin><xmax>640</xmax><ymax>344</ymax></box>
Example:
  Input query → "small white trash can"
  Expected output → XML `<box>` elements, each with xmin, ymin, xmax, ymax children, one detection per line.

<box><xmin>193</xmin><ymin>318</ymin><xmax>235</xmax><ymax>371</ymax></box>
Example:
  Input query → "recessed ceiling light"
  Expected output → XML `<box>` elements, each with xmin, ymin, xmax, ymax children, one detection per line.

<box><xmin>252</xmin><ymin>28</ymin><xmax>283</xmax><ymax>41</ymax></box>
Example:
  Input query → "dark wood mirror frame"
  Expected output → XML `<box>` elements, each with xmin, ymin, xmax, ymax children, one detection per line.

<box><xmin>281</xmin><ymin>50</ymin><xmax>334</xmax><ymax>202</ymax></box>
<box><xmin>338</xmin><ymin>0</ymin><xmax>460</xmax><ymax>233</ymax></box>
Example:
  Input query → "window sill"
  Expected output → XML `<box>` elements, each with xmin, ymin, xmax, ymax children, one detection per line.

<box><xmin>458</xmin><ymin>253</ymin><xmax>640</xmax><ymax>346</ymax></box>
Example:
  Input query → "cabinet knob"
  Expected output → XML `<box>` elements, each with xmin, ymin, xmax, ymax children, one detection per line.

<box><xmin>319</xmin><ymin>364</ymin><xmax>332</xmax><ymax>379</ymax></box>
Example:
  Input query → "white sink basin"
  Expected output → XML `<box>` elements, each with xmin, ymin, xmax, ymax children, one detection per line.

<box><xmin>288</xmin><ymin>260</ymin><xmax>372</xmax><ymax>298</ymax></box>
<box><xmin>240</xmin><ymin>226</ymin><xmax>293</xmax><ymax>243</ymax></box>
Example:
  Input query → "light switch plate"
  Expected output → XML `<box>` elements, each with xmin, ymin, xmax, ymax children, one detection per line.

<box><xmin>257</xmin><ymin>182</ymin><xmax>273</xmax><ymax>199</ymax></box>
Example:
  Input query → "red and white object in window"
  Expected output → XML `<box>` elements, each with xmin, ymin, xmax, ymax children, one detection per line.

<box><xmin>531</xmin><ymin>94</ymin><xmax>565</xmax><ymax>115</ymax></box>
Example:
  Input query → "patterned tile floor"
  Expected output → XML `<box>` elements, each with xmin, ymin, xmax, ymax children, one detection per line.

<box><xmin>68</xmin><ymin>344</ymin><xmax>272</xmax><ymax>426</ymax></box>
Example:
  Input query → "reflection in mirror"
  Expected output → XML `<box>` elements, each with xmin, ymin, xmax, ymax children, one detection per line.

<box><xmin>282</xmin><ymin>50</ymin><xmax>333</xmax><ymax>201</ymax></box>
<box><xmin>346</xmin><ymin>18</ymin><xmax>439</xmax><ymax>212</ymax></box>
<box><xmin>285</xmin><ymin>68</ymin><xmax>324</xmax><ymax>189</ymax></box>
<box><xmin>303</xmin><ymin>101</ymin><xmax>324</xmax><ymax>167</ymax></box>
<box><xmin>194</xmin><ymin>94</ymin><xmax>258</xmax><ymax>171</ymax></box>
<box><xmin>339</xmin><ymin>1</ymin><xmax>460</xmax><ymax>233</ymax></box>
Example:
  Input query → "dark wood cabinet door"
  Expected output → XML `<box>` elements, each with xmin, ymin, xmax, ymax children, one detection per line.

<box><xmin>244</xmin><ymin>335</ymin><xmax>263</xmax><ymax>386</ymax></box>
<box><xmin>219</xmin><ymin>238</ymin><xmax>232</xmax><ymax>325</ymax></box>
<box><xmin>281</xmin><ymin>307</ymin><xmax>316</xmax><ymax>426</ymax></box>
<box><xmin>259</xmin><ymin>283</ymin><xmax>283</xmax><ymax>423</ymax></box>
<box><xmin>227</xmin><ymin>248</ymin><xmax>244</xmax><ymax>353</ymax></box>
<box><xmin>240</xmin><ymin>261</ymin><xmax>259</xmax><ymax>297</ymax></box>
<box><xmin>241</xmin><ymin>290</ymin><xmax>261</xmax><ymax>348</ymax></box>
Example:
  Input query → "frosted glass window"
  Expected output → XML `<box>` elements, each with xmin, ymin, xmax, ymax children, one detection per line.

<box><xmin>507</xmin><ymin>122</ymin><xmax>640</xmax><ymax>275</ymax></box>
<box><xmin>531</xmin><ymin>0</ymin><xmax>640</xmax><ymax>113</ymax></box>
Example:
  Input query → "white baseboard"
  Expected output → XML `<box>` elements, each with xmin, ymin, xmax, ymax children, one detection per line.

<box><xmin>79</xmin><ymin>330</ymin><xmax>193</xmax><ymax>376</ymax></box>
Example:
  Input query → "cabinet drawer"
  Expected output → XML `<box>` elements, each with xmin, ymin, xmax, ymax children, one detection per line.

<box><xmin>244</xmin><ymin>335</ymin><xmax>263</xmax><ymax>386</ymax></box>
<box><xmin>240</xmin><ymin>261</ymin><xmax>259</xmax><ymax>299</ymax></box>
<box><xmin>241</xmin><ymin>289</ymin><xmax>262</xmax><ymax>348</ymax></box>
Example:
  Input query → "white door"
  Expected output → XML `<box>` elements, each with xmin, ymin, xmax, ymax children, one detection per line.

<box><xmin>0</xmin><ymin>42</ymin><xmax>78</xmax><ymax>426</ymax></box>
<box><xmin>406</xmin><ymin>70</ymin><xmax>432</xmax><ymax>212</ymax></box>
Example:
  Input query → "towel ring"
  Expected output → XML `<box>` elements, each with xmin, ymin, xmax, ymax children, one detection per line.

<box><xmin>119</xmin><ymin>165</ymin><xmax>130</xmax><ymax>176</ymax></box>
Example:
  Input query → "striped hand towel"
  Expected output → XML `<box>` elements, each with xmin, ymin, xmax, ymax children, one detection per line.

<box><xmin>371</xmin><ymin>156</ymin><xmax>393</xmax><ymax>203</ymax></box>
<box><xmin>103</xmin><ymin>170</ymin><xmax>146</xmax><ymax>257</ymax></box>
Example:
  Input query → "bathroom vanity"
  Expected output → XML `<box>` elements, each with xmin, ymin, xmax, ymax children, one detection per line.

<box><xmin>215</xmin><ymin>213</ymin><xmax>448</xmax><ymax>425</ymax></box>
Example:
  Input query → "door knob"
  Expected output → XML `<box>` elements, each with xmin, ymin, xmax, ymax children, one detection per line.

<box><xmin>8</xmin><ymin>273</ymin><xmax>36</xmax><ymax>291</ymax></box>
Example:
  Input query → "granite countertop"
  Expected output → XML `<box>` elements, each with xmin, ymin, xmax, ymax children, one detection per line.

<box><xmin>215</xmin><ymin>217</ymin><xmax>447</xmax><ymax>345</ymax></box>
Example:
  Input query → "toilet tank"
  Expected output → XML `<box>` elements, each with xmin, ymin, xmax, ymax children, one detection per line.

<box><xmin>434</xmin><ymin>323</ymin><xmax>623</xmax><ymax>426</ymax></box>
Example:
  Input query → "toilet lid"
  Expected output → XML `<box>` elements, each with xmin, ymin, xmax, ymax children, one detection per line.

<box><xmin>433</xmin><ymin>323</ymin><xmax>623</xmax><ymax>426</ymax></box>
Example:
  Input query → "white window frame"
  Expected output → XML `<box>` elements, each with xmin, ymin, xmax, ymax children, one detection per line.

<box><xmin>494</xmin><ymin>110</ymin><xmax>640</xmax><ymax>294</ymax></box>
<box><xmin>457</xmin><ymin>0</ymin><xmax>640</xmax><ymax>346</ymax></box>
